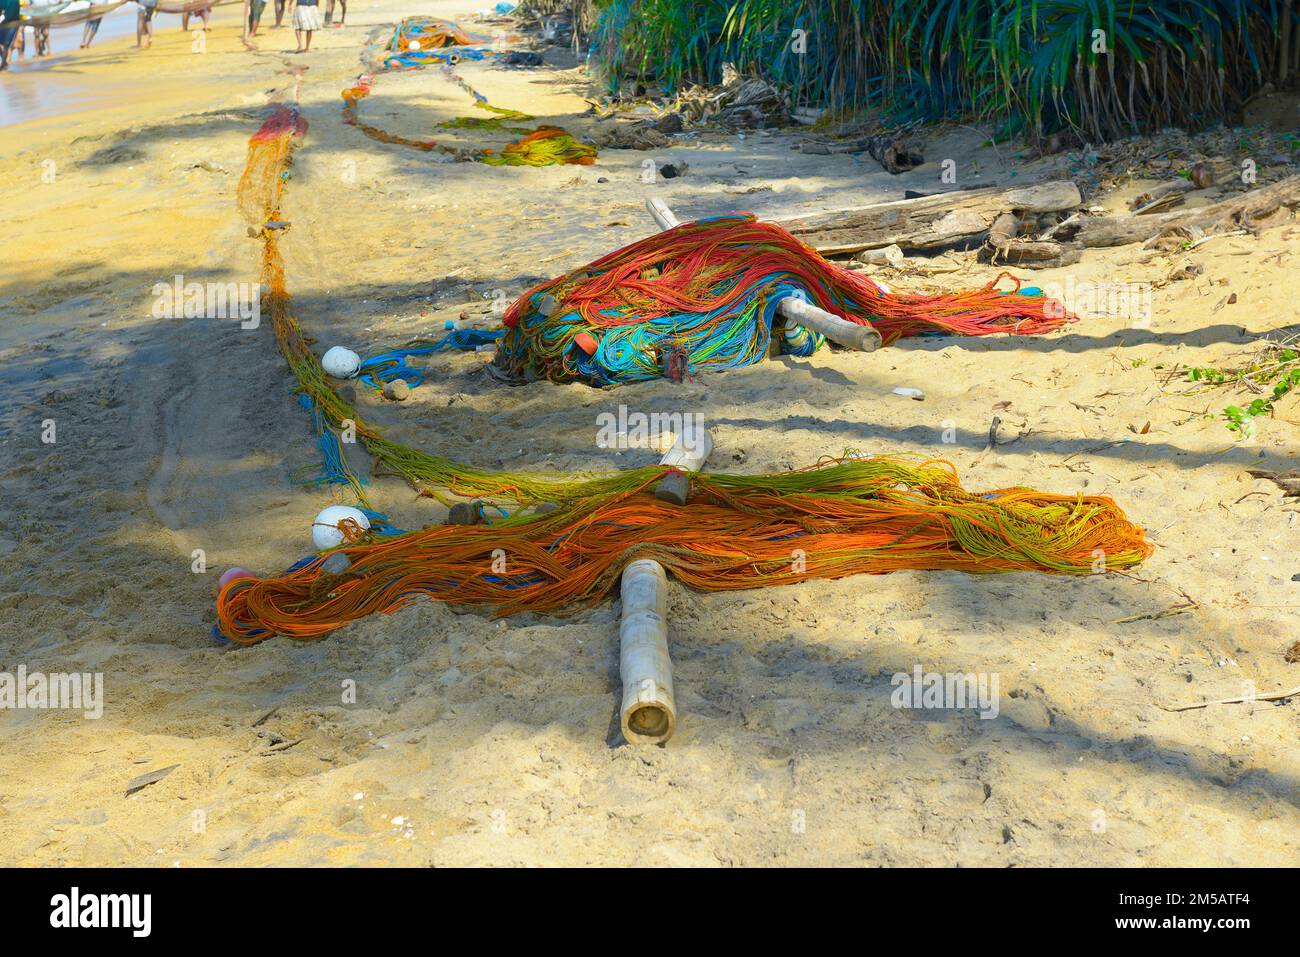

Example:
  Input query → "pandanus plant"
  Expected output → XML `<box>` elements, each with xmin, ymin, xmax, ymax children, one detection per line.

<box><xmin>582</xmin><ymin>0</ymin><xmax>1289</xmax><ymax>142</ymax></box>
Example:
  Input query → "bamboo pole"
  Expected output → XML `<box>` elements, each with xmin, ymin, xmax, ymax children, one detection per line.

<box><xmin>654</xmin><ymin>427</ymin><xmax>713</xmax><ymax>505</ymax></box>
<box><xmin>618</xmin><ymin>559</ymin><xmax>676</xmax><ymax>745</ymax></box>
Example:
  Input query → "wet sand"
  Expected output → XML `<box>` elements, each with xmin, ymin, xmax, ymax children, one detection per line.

<box><xmin>0</xmin><ymin>0</ymin><xmax>1296</xmax><ymax>866</ymax></box>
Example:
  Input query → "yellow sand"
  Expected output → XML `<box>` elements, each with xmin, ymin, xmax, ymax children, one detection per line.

<box><xmin>0</xmin><ymin>1</ymin><xmax>1296</xmax><ymax>866</ymax></box>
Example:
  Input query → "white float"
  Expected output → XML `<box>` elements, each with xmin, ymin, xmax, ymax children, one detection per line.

<box><xmin>312</xmin><ymin>505</ymin><xmax>370</xmax><ymax>550</ymax></box>
<box><xmin>321</xmin><ymin>346</ymin><xmax>361</xmax><ymax>379</ymax></box>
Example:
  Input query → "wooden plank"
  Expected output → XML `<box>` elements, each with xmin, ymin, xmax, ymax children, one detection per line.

<box><xmin>777</xmin><ymin>180</ymin><xmax>1082</xmax><ymax>254</ymax></box>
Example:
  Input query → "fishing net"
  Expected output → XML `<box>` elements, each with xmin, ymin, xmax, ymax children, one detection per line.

<box><xmin>216</xmin><ymin>100</ymin><xmax>1150</xmax><ymax>643</ymax></box>
<box><xmin>340</xmin><ymin>17</ymin><xmax>596</xmax><ymax>167</ymax></box>
<box><xmin>218</xmin><ymin>456</ymin><xmax>1153</xmax><ymax>643</ymax></box>
<box><xmin>494</xmin><ymin>215</ymin><xmax>1073</xmax><ymax>385</ymax></box>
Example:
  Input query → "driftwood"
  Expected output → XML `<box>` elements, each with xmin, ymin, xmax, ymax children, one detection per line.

<box><xmin>777</xmin><ymin>180</ymin><xmax>1082</xmax><ymax>254</ymax></box>
<box><xmin>1246</xmin><ymin>468</ymin><xmax>1300</xmax><ymax>497</ymax></box>
<box><xmin>1130</xmin><ymin>179</ymin><xmax>1198</xmax><ymax>214</ymax></box>
<box><xmin>801</xmin><ymin>136</ymin><xmax>924</xmax><ymax>174</ymax></box>
<box><xmin>1063</xmin><ymin>175</ymin><xmax>1300</xmax><ymax>248</ymax></box>
<box><xmin>980</xmin><ymin>212</ymin><xmax>1082</xmax><ymax>266</ymax></box>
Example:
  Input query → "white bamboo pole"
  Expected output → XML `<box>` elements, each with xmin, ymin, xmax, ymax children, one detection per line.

<box><xmin>643</xmin><ymin>198</ymin><xmax>882</xmax><ymax>352</ymax></box>
<box><xmin>654</xmin><ymin>427</ymin><xmax>713</xmax><ymax>505</ymax></box>
<box><xmin>619</xmin><ymin>558</ymin><xmax>676</xmax><ymax>745</ymax></box>
<box><xmin>646</xmin><ymin>196</ymin><xmax>680</xmax><ymax>230</ymax></box>
<box><xmin>778</xmin><ymin>296</ymin><xmax>882</xmax><ymax>352</ymax></box>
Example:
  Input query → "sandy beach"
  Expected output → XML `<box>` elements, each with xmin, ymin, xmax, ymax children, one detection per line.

<box><xmin>0</xmin><ymin>0</ymin><xmax>1296</xmax><ymax>867</ymax></box>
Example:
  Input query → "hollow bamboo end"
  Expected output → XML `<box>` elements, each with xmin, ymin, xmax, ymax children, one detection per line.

<box><xmin>621</xmin><ymin>699</ymin><xmax>677</xmax><ymax>746</ymax></box>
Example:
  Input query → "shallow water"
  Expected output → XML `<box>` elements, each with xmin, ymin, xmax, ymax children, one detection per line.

<box><xmin>0</xmin><ymin>5</ymin><xmax>235</xmax><ymax>126</ymax></box>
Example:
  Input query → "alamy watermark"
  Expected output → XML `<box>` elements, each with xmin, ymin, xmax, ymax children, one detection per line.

<box><xmin>596</xmin><ymin>404</ymin><xmax>708</xmax><ymax>455</ymax></box>
<box><xmin>151</xmin><ymin>275</ymin><xmax>260</xmax><ymax>329</ymax></box>
<box><xmin>890</xmin><ymin>665</ymin><xmax>1000</xmax><ymax>719</ymax></box>
<box><xmin>0</xmin><ymin>666</ymin><xmax>103</xmax><ymax>719</ymax></box>
<box><xmin>1040</xmin><ymin>276</ymin><xmax>1152</xmax><ymax>329</ymax></box>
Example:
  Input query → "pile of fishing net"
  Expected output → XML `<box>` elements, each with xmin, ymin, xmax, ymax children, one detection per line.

<box><xmin>492</xmin><ymin>215</ymin><xmax>1073</xmax><ymax>386</ymax></box>
<box><xmin>381</xmin><ymin>16</ymin><xmax>497</xmax><ymax>69</ymax></box>
<box><xmin>219</xmin><ymin>457</ymin><xmax>1153</xmax><ymax>643</ymax></box>
<box><xmin>217</xmin><ymin>456</ymin><xmax>1152</xmax><ymax>643</ymax></box>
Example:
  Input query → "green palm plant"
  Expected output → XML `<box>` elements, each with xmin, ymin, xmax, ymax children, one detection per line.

<box><xmin>584</xmin><ymin>0</ymin><xmax>1285</xmax><ymax>140</ymax></box>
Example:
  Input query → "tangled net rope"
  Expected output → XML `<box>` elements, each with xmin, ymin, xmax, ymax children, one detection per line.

<box><xmin>341</xmin><ymin>16</ymin><xmax>596</xmax><ymax>167</ymax></box>
<box><xmin>381</xmin><ymin>16</ymin><xmax>496</xmax><ymax>68</ymax></box>
<box><xmin>493</xmin><ymin>215</ymin><xmax>1074</xmax><ymax>385</ymax></box>
<box><xmin>218</xmin><ymin>456</ymin><xmax>1153</xmax><ymax>643</ymax></box>
<box><xmin>225</xmin><ymin>104</ymin><xmax>1150</xmax><ymax>642</ymax></box>
<box><xmin>239</xmin><ymin>106</ymin><xmax>648</xmax><ymax>506</ymax></box>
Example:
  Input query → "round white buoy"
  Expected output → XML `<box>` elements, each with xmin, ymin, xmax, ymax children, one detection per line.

<box><xmin>409</xmin><ymin>39</ymin><xmax>422</xmax><ymax>51</ymax></box>
<box><xmin>321</xmin><ymin>346</ymin><xmax>361</xmax><ymax>379</ymax></box>
<box><xmin>312</xmin><ymin>505</ymin><xmax>370</xmax><ymax>550</ymax></box>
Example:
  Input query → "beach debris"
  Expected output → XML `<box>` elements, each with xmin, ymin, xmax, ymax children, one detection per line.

<box><xmin>447</xmin><ymin>500</ymin><xmax>485</xmax><ymax>525</ymax></box>
<box><xmin>125</xmin><ymin>764</ymin><xmax>179</xmax><ymax>798</ymax></box>
<box><xmin>1160</xmin><ymin>683</ymin><xmax>1299</xmax><ymax>712</ymax></box>
<box><xmin>382</xmin><ymin>378</ymin><xmax>411</xmax><ymax>401</ymax></box>
<box><xmin>1113</xmin><ymin>601</ymin><xmax>1197</xmax><ymax>624</ymax></box>
<box><xmin>1246</xmin><ymin>468</ymin><xmax>1300</xmax><ymax>497</ymax></box>
<box><xmin>1062</xmin><ymin>175</ymin><xmax>1300</xmax><ymax>249</ymax></box>
<box><xmin>658</xmin><ymin>162</ymin><xmax>687</xmax><ymax>179</ymax></box>
<box><xmin>892</xmin><ymin>387</ymin><xmax>925</xmax><ymax>400</ymax></box>
<box><xmin>585</xmin><ymin>124</ymin><xmax>672</xmax><ymax>151</ymax></box>
<box><xmin>259</xmin><ymin>738</ymin><xmax>303</xmax><ymax>756</ymax></box>
<box><xmin>322</xmin><ymin>346</ymin><xmax>361</xmax><ymax>379</ymax></box>
<box><xmin>1286</xmin><ymin>641</ymin><xmax>1300</xmax><ymax>663</ymax></box>
<box><xmin>852</xmin><ymin>244</ymin><xmax>905</xmax><ymax>268</ymax></box>
<box><xmin>1129</xmin><ymin>179</ymin><xmax>1198</xmax><ymax>214</ymax></box>
<box><xmin>312</xmin><ymin>505</ymin><xmax>370</xmax><ymax>550</ymax></box>
<box><xmin>673</xmin><ymin>63</ymin><xmax>789</xmax><ymax>129</ymax></box>
<box><xmin>865</xmin><ymin>134</ymin><xmax>924</xmax><ymax>174</ymax></box>
<box><xmin>499</xmin><ymin>50</ymin><xmax>543</xmax><ymax>68</ymax></box>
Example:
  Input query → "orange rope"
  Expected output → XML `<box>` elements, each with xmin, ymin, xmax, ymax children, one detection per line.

<box><xmin>218</xmin><ymin>456</ymin><xmax>1153</xmax><ymax>644</ymax></box>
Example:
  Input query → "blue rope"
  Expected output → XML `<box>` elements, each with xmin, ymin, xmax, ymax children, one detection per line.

<box><xmin>357</xmin><ymin>329</ymin><xmax>505</xmax><ymax>390</ymax></box>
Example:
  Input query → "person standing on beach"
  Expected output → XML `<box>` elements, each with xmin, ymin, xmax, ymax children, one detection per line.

<box><xmin>244</xmin><ymin>0</ymin><xmax>266</xmax><ymax>37</ymax></box>
<box><xmin>136</xmin><ymin>0</ymin><xmax>157</xmax><ymax>47</ymax></box>
<box><xmin>324</xmin><ymin>0</ymin><xmax>343</xmax><ymax>27</ymax></box>
<box><xmin>0</xmin><ymin>0</ymin><xmax>19</xmax><ymax>71</ymax></box>
<box><xmin>81</xmin><ymin>14</ymin><xmax>104</xmax><ymax>48</ymax></box>
<box><xmin>273</xmin><ymin>0</ymin><xmax>284</xmax><ymax>27</ymax></box>
<box><xmin>290</xmin><ymin>0</ymin><xmax>321</xmax><ymax>52</ymax></box>
<box><xmin>181</xmin><ymin>4</ymin><xmax>211</xmax><ymax>31</ymax></box>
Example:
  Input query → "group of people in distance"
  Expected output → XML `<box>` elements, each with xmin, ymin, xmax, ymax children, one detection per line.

<box><xmin>245</xmin><ymin>0</ymin><xmax>346</xmax><ymax>52</ymax></box>
<box><xmin>0</xmin><ymin>0</ymin><xmax>346</xmax><ymax>68</ymax></box>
